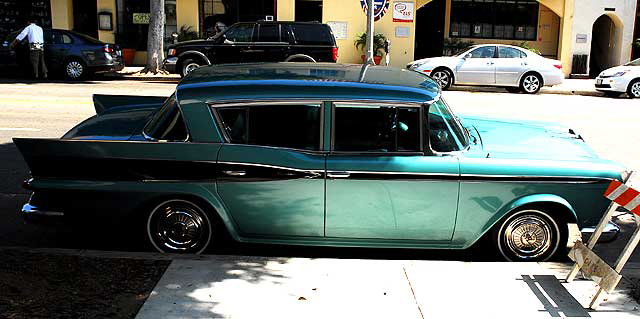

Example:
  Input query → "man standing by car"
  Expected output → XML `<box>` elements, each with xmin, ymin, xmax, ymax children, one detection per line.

<box><xmin>10</xmin><ymin>18</ymin><xmax>47</xmax><ymax>79</ymax></box>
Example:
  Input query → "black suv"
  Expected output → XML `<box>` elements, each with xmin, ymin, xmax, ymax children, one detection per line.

<box><xmin>163</xmin><ymin>21</ymin><xmax>338</xmax><ymax>77</ymax></box>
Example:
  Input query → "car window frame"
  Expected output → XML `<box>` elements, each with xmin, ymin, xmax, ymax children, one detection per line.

<box><xmin>498</xmin><ymin>46</ymin><xmax>525</xmax><ymax>59</ymax></box>
<box><xmin>466</xmin><ymin>45</ymin><xmax>497</xmax><ymax>59</ymax></box>
<box><xmin>329</xmin><ymin>101</ymin><xmax>425</xmax><ymax>156</ymax></box>
<box><xmin>210</xmin><ymin>100</ymin><xmax>326</xmax><ymax>154</ymax></box>
<box><xmin>256</xmin><ymin>23</ymin><xmax>284</xmax><ymax>44</ymax></box>
<box><xmin>424</xmin><ymin>98</ymin><xmax>470</xmax><ymax>155</ymax></box>
<box><xmin>221</xmin><ymin>23</ymin><xmax>255</xmax><ymax>44</ymax></box>
<box><xmin>142</xmin><ymin>94</ymin><xmax>191</xmax><ymax>143</ymax></box>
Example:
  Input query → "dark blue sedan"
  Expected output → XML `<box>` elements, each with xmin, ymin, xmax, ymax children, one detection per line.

<box><xmin>0</xmin><ymin>29</ymin><xmax>124</xmax><ymax>80</ymax></box>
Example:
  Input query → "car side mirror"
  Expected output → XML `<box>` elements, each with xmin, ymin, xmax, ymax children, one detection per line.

<box><xmin>464</xmin><ymin>53</ymin><xmax>472</xmax><ymax>59</ymax></box>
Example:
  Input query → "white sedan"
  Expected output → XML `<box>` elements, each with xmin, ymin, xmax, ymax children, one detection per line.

<box><xmin>595</xmin><ymin>58</ymin><xmax>640</xmax><ymax>98</ymax></box>
<box><xmin>406</xmin><ymin>44</ymin><xmax>564</xmax><ymax>94</ymax></box>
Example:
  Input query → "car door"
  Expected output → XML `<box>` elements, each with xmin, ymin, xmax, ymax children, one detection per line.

<box><xmin>214</xmin><ymin>102</ymin><xmax>326</xmax><ymax>237</ymax></box>
<box><xmin>246</xmin><ymin>23</ymin><xmax>287</xmax><ymax>62</ymax></box>
<box><xmin>325</xmin><ymin>102</ymin><xmax>460</xmax><ymax>241</ymax></box>
<box><xmin>455</xmin><ymin>45</ymin><xmax>497</xmax><ymax>85</ymax></box>
<box><xmin>495</xmin><ymin>46</ymin><xmax>528</xmax><ymax>86</ymax></box>
<box><xmin>44</xmin><ymin>31</ymin><xmax>72</xmax><ymax>71</ymax></box>
<box><xmin>213</xmin><ymin>23</ymin><xmax>255</xmax><ymax>63</ymax></box>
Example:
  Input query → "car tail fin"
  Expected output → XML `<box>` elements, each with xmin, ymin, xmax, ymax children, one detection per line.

<box><xmin>93</xmin><ymin>94</ymin><xmax>167</xmax><ymax>114</ymax></box>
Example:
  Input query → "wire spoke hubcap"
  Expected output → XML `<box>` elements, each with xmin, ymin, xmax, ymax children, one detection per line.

<box><xmin>66</xmin><ymin>61</ymin><xmax>83</xmax><ymax>78</ymax></box>
<box><xmin>523</xmin><ymin>75</ymin><xmax>539</xmax><ymax>92</ymax></box>
<box><xmin>504</xmin><ymin>214</ymin><xmax>552</xmax><ymax>259</ymax></box>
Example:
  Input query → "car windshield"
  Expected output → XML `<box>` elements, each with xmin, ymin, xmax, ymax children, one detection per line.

<box><xmin>453</xmin><ymin>45</ymin><xmax>477</xmax><ymax>57</ymax></box>
<box><xmin>427</xmin><ymin>98</ymin><xmax>469</xmax><ymax>152</ymax></box>
<box><xmin>625</xmin><ymin>58</ymin><xmax>640</xmax><ymax>66</ymax></box>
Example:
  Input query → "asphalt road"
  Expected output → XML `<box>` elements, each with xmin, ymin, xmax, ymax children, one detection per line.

<box><xmin>0</xmin><ymin>78</ymin><xmax>638</xmax><ymax>262</ymax></box>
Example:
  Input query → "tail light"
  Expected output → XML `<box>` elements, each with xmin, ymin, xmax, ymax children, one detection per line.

<box><xmin>168</xmin><ymin>48</ymin><xmax>177</xmax><ymax>56</ymax></box>
<box><xmin>332</xmin><ymin>47</ymin><xmax>338</xmax><ymax>62</ymax></box>
<box><xmin>553</xmin><ymin>63</ymin><xmax>562</xmax><ymax>70</ymax></box>
<box><xmin>103</xmin><ymin>45</ymin><xmax>114</xmax><ymax>54</ymax></box>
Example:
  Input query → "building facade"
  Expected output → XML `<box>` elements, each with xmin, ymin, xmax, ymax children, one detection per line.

<box><xmin>3</xmin><ymin>0</ymin><xmax>638</xmax><ymax>77</ymax></box>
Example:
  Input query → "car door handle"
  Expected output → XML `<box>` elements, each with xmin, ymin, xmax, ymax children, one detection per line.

<box><xmin>222</xmin><ymin>170</ymin><xmax>246</xmax><ymax>176</ymax></box>
<box><xmin>327</xmin><ymin>171</ymin><xmax>350</xmax><ymax>178</ymax></box>
<box><xmin>521</xmin><ymin>62</ymin><xmax>528</xmax><ymax>66</ymax></box>
<box><xmin>487</xmin><ymin>62</ymin><xmax>494</xmax><ymax>65</ymax></box>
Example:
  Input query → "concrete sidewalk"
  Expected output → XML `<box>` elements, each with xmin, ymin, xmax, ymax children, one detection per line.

<box><xmin>136</xmin><ymin>256</ymin><xmax>640</xmax><ymax>319</ymax></box>
<box><xmin>451</xmin><ymin>79</ymin><xmax>602</xmax><ymax>97</ymax></box>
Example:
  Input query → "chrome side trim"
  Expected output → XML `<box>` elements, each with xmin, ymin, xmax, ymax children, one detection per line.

<box><xmin>22</xmin><ymin>204</ymin><xmax>64</xmax><ymax>217</ymax></box>
<box><xmin>207</xmin><ymin>99</ymin><xmax>427</xmax><ymax>108</ymax></box>
<box><xmin>217</xmin><ymin>161</ymin><xmax>325</xmax><ymax>174</ymax></box>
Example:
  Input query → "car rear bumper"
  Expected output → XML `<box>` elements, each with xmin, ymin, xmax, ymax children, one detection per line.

<box><xmin>163</xmin><ymin>57</ymin><xmax>178</xmax><ymax>73</ymax></box>
<box><xmin>581</xmin><ymin>221</ymin><xmax>620</xmax><ymax>243</ymax></box>
<box><xmin>543</xmin><ymin>71</ymin><xmax>564</xmax><ymax>86</ymax></box>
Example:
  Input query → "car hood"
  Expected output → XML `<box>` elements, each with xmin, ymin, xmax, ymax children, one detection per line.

<box><xmin>461</xmin><ymin>115</ymin><xmax>598</xmax><ymax>160</ymax></box>
<box><xmin>599</xmin><ymin>65</ymin><xmax>638</xmax><ymax>77</ymax></box>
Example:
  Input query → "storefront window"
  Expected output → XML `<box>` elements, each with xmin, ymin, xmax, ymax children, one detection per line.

<box><xmin>116</xmin><ymin>0</ymin><xmax>179</xmax><ymax>50</ymax></box>
<box><xmin>0</xmin><ymin>0</ymin><xmax>52</xmax><ymax>40</ymax></box>
<box><xmin>200</xmin><ymin>0</ymin><xmax>275</xmax><ymax>39</ymax></box>
<box><xmin>450</xmin><ymin>0</ymin><xmax>538</xmax><ymax>40</ymax></box>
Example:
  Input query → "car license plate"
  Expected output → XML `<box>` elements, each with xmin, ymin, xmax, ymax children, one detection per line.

<box><xmin>596</xmin><ymin>79</ymin><xmax>603</xmax><ymax>85</ymax></box>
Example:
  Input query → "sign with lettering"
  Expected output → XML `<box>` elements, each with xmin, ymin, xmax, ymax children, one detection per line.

<box><xmin>133</xmin><ymin>13</ymin><xmax>150</xmax><ymax>24</ymax></box>
<box><xmin>393</xmin><ymin>2</ymin><xmax>414</xmax><ymax>22</ymax></box>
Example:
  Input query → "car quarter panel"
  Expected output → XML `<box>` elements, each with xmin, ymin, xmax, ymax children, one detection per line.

<box><xmin>452</xmin><ymin>156</ymin><xmax>622</xmax><ymax>248</ymax></box>
<box><xmin>13</xmin><ymin>138</ymin><xmax>241</xmax><ymax>231</ymax></box>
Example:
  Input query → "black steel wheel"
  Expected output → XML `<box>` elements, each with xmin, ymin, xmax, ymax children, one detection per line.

<box><xmin>493</xmin><ymin>208</ymin><xmax>564</xmax><ymax>261</ymax></box>
<box><xmin>146</xmin><ymin>199</ymin><xmax>213</xmax><ymax>254</ymax></box>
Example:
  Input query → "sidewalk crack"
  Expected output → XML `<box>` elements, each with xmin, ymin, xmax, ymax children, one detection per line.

<box><xmin>403</xmin><ymin>265</ymin><xmax>424</xmax><ymax>319</ymax></box>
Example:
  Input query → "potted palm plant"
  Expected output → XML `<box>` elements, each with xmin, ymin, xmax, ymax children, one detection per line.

<box><xmin>354</xmin><ymin>32</ymin><xmax>386</xmax><ymax>65</ymax></box>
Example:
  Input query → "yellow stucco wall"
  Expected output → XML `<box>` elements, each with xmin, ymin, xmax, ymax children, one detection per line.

<box><xmin>177</xmin><ymin>0</ymin><xmax>200</xmax><ymax>32</ymax></box>
<box><xmin>277</xmin><ymin>0</ymin><xmax>295</xmax><ymax>21</ymax></box>
<box><xmin>50</xmin><ymin>0</ymin><xmax>73</xmax><ymax>30</ymax></box>
<box><xmin>97</xmin><ymin>0</ymin><xmax>116</xmax><ymax>43</ymax></box>
<box><xmin>322</xmin><ymin>0</ymin><xmax>417</xmax><ymax>68</ymax></box>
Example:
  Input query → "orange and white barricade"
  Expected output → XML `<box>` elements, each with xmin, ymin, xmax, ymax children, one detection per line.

<box><xmin>566</xmin><ymin>172</ymin><xmax>640</xmax><ymax>309</ymax></box>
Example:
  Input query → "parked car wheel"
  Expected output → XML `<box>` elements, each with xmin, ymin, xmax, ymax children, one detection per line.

<box><xmin>493</xmin><ymin>208</ymin><xmax>564</xmax><ymax>261</ymax></box>
<box><xmin>505</xmin><ymin>87</ymin><xmax>521</xmax><ymax>93</ymax></box>
<box><xmin>146</xmin><ymin>199</ymin><xmax>213</xmax><ymax>254</ymax></box>
<box><xmin>603</xmin><ymin>91</ymin><xmax>622</xmax><ymax>98</ymax></box>
<box><xmin>627</xmin><ymin>79</ymin><xmax>640</xmax><ymax>99</ymax></box>
<box><xmin>520</xmin><ymin>73</ymin><xmax>542</xmax><ymax>94</ymax></box>
<box><xmin>431</xmin><ymin>68</ymin><xmax>453</xmax><ymax>90</ymax></box>
<box><xmin>180</xmin><ymin>58</ymin><xmax>202</xmax><ymax>77</ymax></box>
<box><xmin>64</xmin><ymin>59</ymin><xmax>87</xmax><ymax>80</ymax></box>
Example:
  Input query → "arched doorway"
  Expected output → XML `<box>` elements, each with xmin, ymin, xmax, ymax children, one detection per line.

<box><xmin>590</xmin><ymin>14</ymin><xmax>621</xmax><ymax>77</ymax></box>
<box><xmin>414</xmin><ymin>0</ymin><xmax>446</xmax><ymax>59</ymax></box>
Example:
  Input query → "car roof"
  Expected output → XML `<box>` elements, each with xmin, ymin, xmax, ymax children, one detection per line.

<box><xmin>177</xmin><ymin>63</ymin><xmax>440</xmax><ymax>104</ymax></box>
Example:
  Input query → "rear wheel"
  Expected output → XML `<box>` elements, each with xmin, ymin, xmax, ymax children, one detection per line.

<box><xmin>180</xmin><ymin>58</ymin><xmax>202</xmax><ymax>77</ymax></box>
<box><xmin>64</xmin><ymin>59</ymin><xmax>87</xmax><ymax>80</ymax></box>
<box><xmin>431</xmin><ymin>68</ymin><xmax>453</xmax><ymax>90</ymax></box>
<box><xmin>627</xmin><ymin>79</ymin><xmax>640</xmax><ymax>98</ymax></box>
<box><xmin>493</xmin><ymin>208</ymin><xmax>564</xmax><ymax>261</ymax></box>
<box><xmin>146</xmin><ymin>199</ymin><xmax>213</xmax><ymax>254</ymax></box>
<box><xmin>520</xmin><ymin>73</ymin><xmax>542</xmax><ymax>94</ymax></box>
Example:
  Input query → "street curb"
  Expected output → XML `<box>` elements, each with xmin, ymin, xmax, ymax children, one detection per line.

<box><xmin>102</xmin><ymin>75</ymin><xmax>180</xmax><ymax>82</ymax></box>
<box><xmin>449</xmin><ymin>86</ymin><xmax>603</xmax><ymax>97</ymax></box>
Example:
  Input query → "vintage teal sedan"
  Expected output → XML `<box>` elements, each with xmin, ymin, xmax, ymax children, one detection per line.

<box><xmin>14</xmin><ymin>63</ymin><xmax>626</xmax><ymax>261</ymax></box>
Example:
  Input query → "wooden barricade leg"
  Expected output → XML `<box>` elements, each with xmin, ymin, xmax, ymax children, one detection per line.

<box><xmin>589</xmin><ymin>218</ymin><xmax>640</xmax><ymax>309</ymax></box>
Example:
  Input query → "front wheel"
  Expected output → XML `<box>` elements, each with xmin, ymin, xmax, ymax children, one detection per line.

<box><xmin>520</xmin><ymin>73</ymin><xmax>542</xmax><ymax>94</ymax></box>
<box><xmin>180</xmin><ymin>58</ymin><xmax>202</xmax><ymax>77</ymax></box>
<box><xmin>146</xmin><ymin>199</ymin><xmax>213</xmax><ymax>254</ymax></box>
<box><xmin>493</xmin><ymin>208</ymin><xmax>564</xmax><ymax>261</ymax></box>
<box><xmin>627</xmin><ymin>79</ymin><xmax>640</xmax><ymax>98</ymax></box>
<box><xmin>431</xmin><ymin>69</ymin><xmax>453</xmax><ymax>90</ymax></box>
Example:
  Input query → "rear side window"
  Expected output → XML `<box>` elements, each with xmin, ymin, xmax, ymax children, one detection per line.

<box><xmin>498</xmin><ymin>47</ymin><xmax>525</xmax><ymax>58</ymax></box>
<box><xmin>217</xmin><ymin>104</ymin><xmax>321</xmax><ymax>151</ymax></box>
<box><xmin>144</xmin><ymin>94</ymin><xmax>189</xmax><ymax>142</ymax></box>
<box><xmin>290</xmin><ymin>24</ymin><xmax>334</xmax><ymax>45</ymax></box>
<box><xmin>224</xmin><ymin>23</ymin><xmax>254</xmax><ymax>42</ymax></box>
<box><xmin>333</xmin><ymin>104</ymin><xmax>420</xmax><ymax>152</ymax></box>
<box><xmin>257</xmin><ymin>24</ymin><xmax>280</xmax><ymax>42</ymax></box>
